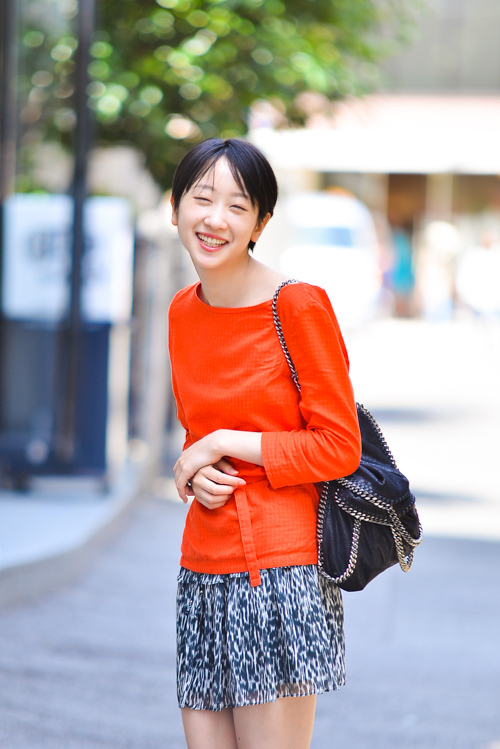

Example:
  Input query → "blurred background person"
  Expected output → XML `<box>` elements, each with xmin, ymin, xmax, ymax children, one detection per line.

<box><xmin>387</xmin><ymin>221</ymin><xmax>416</xmax><ymax>318</ymax></box>
<box><xmin>455</xmin><ymin>231</ymin><xmax>500</xmax><ymax>322</ymax></box>
<box><xmin>414</xmin><ymin>221</ymin><xmax>460</xmax><ymax>322</ymax></box>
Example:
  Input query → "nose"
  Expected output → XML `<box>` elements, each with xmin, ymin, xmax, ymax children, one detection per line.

<box><xmin>203</xmin><ymin>203</ymin><xmax>228</xmax><ymax>231</ymax></box>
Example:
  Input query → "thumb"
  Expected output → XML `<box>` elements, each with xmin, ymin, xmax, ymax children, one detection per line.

<box><xmin>215</xmin><ymin>458</ymin><xmax>239</xmax><ymax>475</ymax></box>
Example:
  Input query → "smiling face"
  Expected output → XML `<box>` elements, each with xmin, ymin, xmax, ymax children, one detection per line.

<box><xmin>171</xmin><ymin>157</ymin><xmax>270</xmax><ymax>274</ymax></box>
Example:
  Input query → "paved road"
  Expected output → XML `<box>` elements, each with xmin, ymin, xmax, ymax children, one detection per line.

<box><xmin>1</xmin><ymin>493</ymin><xmax>499</xmax><ymax>749</ymax></box>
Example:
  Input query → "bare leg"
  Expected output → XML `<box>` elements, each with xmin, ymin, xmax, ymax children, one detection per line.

<box><xmin>181</xmin><ymin>707</ymin><xmax>238</xmax><ymax>749</ymax></box>
<box><xmin>233</xmin><ymin>695</ymin><xmax>317</xmax><ymax>749</ymax></box>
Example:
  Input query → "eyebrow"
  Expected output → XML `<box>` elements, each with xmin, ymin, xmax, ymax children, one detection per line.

<box><xmin>194</xmin><ymin>183</ymin><xmax>250</xmax><ymax>200</ymax></box>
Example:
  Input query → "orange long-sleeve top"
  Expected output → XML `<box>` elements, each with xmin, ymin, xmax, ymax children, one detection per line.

<box><xmin>168</xmin><ymin>281</ymin><xmax>361</xmax><ymax>586</ymax></box>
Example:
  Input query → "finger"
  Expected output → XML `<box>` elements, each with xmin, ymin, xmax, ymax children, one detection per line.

<box><xmin>195</xmin><ymin>494</ymin><xmax>231</xmax><ymax>510</ymax></box>
<box><xmin>176</xmin><ymin>470</ymin><xmax>193</xmax><ymax>496</ymax></box>
<box><xmin>176</xmin><ymin>464</ymin><xmax>199</xmax><ymax>497</ymax></box>
<box><xmin>214</xmin><ymin>458</ymin><xmax>239</xmax><ymax>475</ymax></box>
<box><xmin>190</xmin><ymin>464</ymin><xmax>244</xmax><ymax>489</ymax></box>
<box><xmin>207</xmin><ymin>468</ymin><xmax>245</xmax><ymax>488</ymax></box>
<box><xmin>191</xmin><ymin>474</ymin><xmax>237</xmax><ymax>496</ymax></box>
<box><xmin>174</xmin><ymin>456</ymin><xmax>197</xmax><ymax>490</ymax></box>
<box><xmin>177</xmin><ymin>487</ymin><xmax>189</xmax><ymax>504</ymax></box>
<box><xmin>176</xmin><ymin>478</ymin><xmax>194</xmax><ymax>504</ymax></box>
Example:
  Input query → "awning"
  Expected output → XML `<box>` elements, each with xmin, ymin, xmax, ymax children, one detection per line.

<box><xmin>251</xmin><ymin>95</ymin><xmax>500</xmax><ymax>175</ymax></box>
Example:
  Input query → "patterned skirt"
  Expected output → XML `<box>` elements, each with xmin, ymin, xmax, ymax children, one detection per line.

<box><xmin>176</xmin><ymin>564</ymin><xmax>345</xmax><ymax>711</ymax></box>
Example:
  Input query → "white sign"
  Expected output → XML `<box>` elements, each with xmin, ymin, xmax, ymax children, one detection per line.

<box><xmin>1</xmin><ymin>194</ymin><xmax>134</xmax><ymax>323</ymax></box>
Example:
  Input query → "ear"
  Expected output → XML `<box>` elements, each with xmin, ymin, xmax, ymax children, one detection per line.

<box><xmin>251</xmin><ymin>212</ymin><xmax>271</xmax><ymax>243</ymax></box>
<box><xmin>170</xmin><ymin>194</ymin><xmax>178</xmax><ymax>227</ymax></box>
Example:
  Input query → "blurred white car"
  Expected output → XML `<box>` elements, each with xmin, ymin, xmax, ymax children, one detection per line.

<box><xmin>280</xmin><ymin>191</ymin><xmax>382</xmax><ymax>328</ymax></box>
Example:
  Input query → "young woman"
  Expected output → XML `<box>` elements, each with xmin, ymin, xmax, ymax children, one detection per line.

<box><xmin>169</xmin><ymin>138</ymin><xmax>361</xmax><ymax>749</ymax></box>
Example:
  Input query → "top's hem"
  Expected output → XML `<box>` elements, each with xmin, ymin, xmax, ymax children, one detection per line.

<box><xmin>179</xmin><ymin>552</ymin><xmax>319</xmax><ymax>576</ymax></box>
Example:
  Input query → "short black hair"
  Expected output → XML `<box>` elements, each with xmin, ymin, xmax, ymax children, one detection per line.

<box><xmin>171</xmin><ymin>138</ymin><xmax>278</xmax><ymax>250</ymax></box>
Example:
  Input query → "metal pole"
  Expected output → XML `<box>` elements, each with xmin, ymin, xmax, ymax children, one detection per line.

<box><xmin>0</xmin><ymin>0</ymin><xmax>18</xmax><ymax>436</ymax></box>
<box><xmin>56</xmin><ymin>0</ymin><xmax>95</xmax><ymax>463</ymax></box>
<box><xmin>0</xmin><ymin>0</ymin><xmax>17</xmax><ymax>203</ymax></box>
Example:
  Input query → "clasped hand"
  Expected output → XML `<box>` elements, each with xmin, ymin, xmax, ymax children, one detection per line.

<box><xmin>173</xmin><ymin>431</ymin><xmax>246</xmax><ymax>508</ymax></box>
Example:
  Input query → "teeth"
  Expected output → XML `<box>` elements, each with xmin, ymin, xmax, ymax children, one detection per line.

<box><xmin>198</xmin><ymin>233</ymin><xmax>226</xmax><ymax>247</ymax></box>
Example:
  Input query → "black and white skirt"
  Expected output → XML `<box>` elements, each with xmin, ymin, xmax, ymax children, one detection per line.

<box><xmin>176</xmin><ymin>564</ymin><xmax>345</xmax><ymax>711</ymax></box>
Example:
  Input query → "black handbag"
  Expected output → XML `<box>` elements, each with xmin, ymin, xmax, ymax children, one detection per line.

<box><xmin>273</xmin><ymin>280</ymin><xmax>423</xmax><ymax>592</ymax></box>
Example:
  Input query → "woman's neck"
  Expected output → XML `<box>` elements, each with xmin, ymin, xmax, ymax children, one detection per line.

<box><xmin>196</xmin><ymin>256</ymin><xmax>261</xmax><ymax>308</ymax></box>
<box><xmin>194</xmin><ymin>256</ymin><xmax>289</xmax><ymax>309</ymax></box>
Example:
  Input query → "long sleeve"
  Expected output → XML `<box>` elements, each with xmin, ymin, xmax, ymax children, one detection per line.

<box><xmin>261</xmin><ymin>285</ymin><xmax>361</xmax><ymax>489</ymax></box>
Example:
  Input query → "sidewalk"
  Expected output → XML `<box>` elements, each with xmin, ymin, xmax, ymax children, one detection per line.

<box><xmin>0</xmin><ymin>460</ymin><xmax>145</xmax><ymax>609</ymax></box>
<box><xmin>344</xmin><ymin>317</ymin><xmax>500</xmax><ymax>543</ymax></box>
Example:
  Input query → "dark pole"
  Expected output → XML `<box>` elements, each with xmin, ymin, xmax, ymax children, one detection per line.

<box><xmin>56</xmin><ymin>0</ymin><xmax>95</xmax><ymax>463</ymax></box>
<box><xmin>0</xmin><ymin>0</ymin><xmax>17</xmax><ymax>204</ymax></box>
<box><xmin>0</xmin><ymin>0</ymin><xmax>18</xmax><ymax>433</ymax></box>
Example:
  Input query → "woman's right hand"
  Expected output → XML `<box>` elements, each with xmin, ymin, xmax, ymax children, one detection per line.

<box><xmin>189</xmin><ymin>459</ymin><xmax>246</xmax><ymax>510</ymax></box>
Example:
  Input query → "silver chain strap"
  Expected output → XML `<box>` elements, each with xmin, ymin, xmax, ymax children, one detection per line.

<box><xmin>357</xmin><ymin>403</ymin><xmax>398</xmax><ymax>467</ymax></box>
<box><xmin>272</xmin><ymin>280</ymin><xmax>301</xmax><ymax>392</ymax></box>
<box><xmin>317</xmin><ymin>484</ymin><xmax>423</xmax><ymax>582</ymax></box>
<box><xmin>317</xmin><ymin>484</ymin><xmax>363</xmax><ymax>584</ymax></box>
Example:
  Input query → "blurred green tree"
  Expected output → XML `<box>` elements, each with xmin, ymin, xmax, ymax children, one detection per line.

<box><xmin>19</xmin><ymin>0</ymin><xmax>420</xmax><ymax>189</ymax></box>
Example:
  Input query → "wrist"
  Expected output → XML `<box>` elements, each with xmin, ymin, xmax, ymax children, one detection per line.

<box><xmin>213</xmin><ymin>429</ymin><xmax>229</xmax><ymax>458</ymax></box>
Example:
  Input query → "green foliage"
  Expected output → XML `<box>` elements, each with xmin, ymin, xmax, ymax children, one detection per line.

<box><xmin>18</xmin><ymin>0</ymin><xmax>420</xmax><ymax>189</ymax></box>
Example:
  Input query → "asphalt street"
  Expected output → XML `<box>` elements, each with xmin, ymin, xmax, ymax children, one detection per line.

<box><xmin>1</xmin><ymin>317</ymin><xmax>499</xmax><ymax>748</ymax></box>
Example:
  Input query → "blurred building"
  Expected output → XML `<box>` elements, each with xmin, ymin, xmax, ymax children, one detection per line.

<box><xmin>252</xmin><ymin>0</ymin><xmax>500</xmax><ymax>320</ymax></box>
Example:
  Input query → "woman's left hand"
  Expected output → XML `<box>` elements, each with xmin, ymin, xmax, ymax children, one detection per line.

<box><xmin>189</xmin><ymin>460</ymin><xmax>246</xmax><ymax>509</ymax></box>
<box><xmin>174</xmin><ymin>429</ymin><xmax>263</xmax><ymax>502</ymax></box>
<box><xmin>174</xmin><ymin>431</ymin><xmax>225</xmax><ymax>502</ymax></box>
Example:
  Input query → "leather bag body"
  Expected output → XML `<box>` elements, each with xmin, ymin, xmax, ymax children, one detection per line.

<box><xmin>317</xmin><ymin>403</ymin><xmax>422</xmax><ymax>591</ymax></box>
